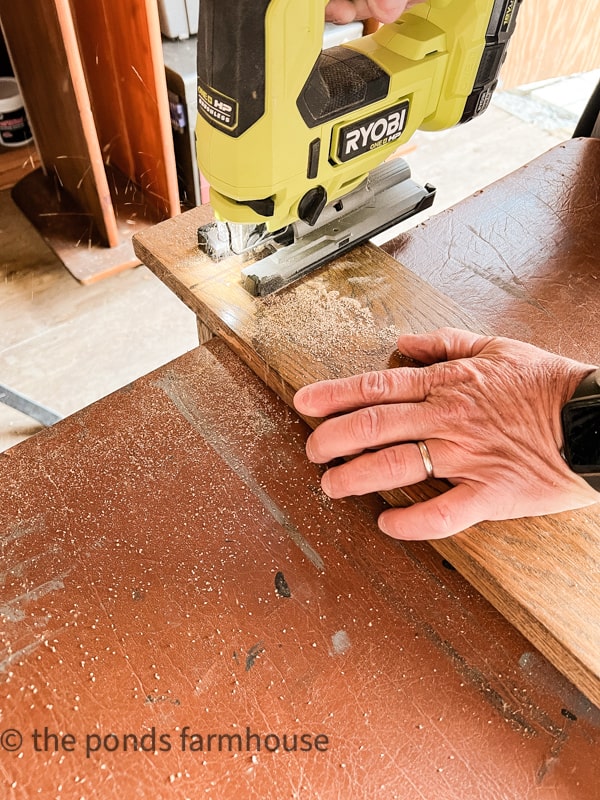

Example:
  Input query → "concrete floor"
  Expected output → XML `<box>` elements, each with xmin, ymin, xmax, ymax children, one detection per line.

<box><xmin>0</xmin><ymin>199</ymin><xmax>198</xmax><ymax>451</ymax></box>
<box><xmin>1</xmin><ymin>74</ymin><xmax>596</xmax><ymax>452</ymax></box>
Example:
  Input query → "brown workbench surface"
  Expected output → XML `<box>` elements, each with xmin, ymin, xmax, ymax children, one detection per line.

<box><xmin>132</xmin><ymin>138</ymin><xmax>600</xmax><ymax>709</ymax></box>
<box><xmin>1</xmin><ymin>339</ymin><xmax>598</xmax><ymax>798</ymax></box>
<box><xmin>382</xmin><ymin>138</ymin><xmax>600</xmax><ymax>364</ymax></box>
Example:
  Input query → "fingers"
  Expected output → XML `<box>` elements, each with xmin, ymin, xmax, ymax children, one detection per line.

<box><xmin>294</xmin><ymin>328</ymin><xmax>492</xmax><ymax>462</ymax></box>
<box><xmin>365</xmin><ymin>0</ymin><xmax>411</xmax><ymax>22</ymax></box>
<box><xmin>325</xmin><ymin>0</ymin><xmax>371</xmax><ymax>23</ymax></box>
<box><xmin>293</xmin><ymin>327</ymin><xmax>492</xmax><ymax>419</ymax></box>
<box><xmin>294</xmin><ymin>365</ymin><xmax>426</xmax><ymax>418</ymax></box>
<box><xmin>396</xmin><ymin>327</ymin><xmax>493</xmax><ymax>365</ymax></box>
<box><xmin>378</xmin><ymin>483</ymin><xmax>484</xmax><ymax>540</ymax></box>
<box><xmin>294</xmin><ymin>325</ymin><xmax>599</xmax><ymax>540</ymax></box>
<box><xmin>306</xmin><ymin>402</ymin><xmax>436</xmax><ymax>463</ymax></box>
<box><xmin>321</xmin><ymin>441</ymin><xmax>434</xmax><ymax>496</ymax></box>
<box><xmin>325</xmin><ymin>0</ymin><xmax>409</xmax><ymax>24</ymax></box>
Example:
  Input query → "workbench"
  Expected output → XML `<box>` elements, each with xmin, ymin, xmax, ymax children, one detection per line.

<box><xmin>1</xmin><ymin>139</ymin><xmax>599</xmax><ymax>798</ymax></box>
<box><xmin>132</xmin><ymin>137</ymin><xmax>600</xmax><ymax>703</ymax></box>
<box><xmin>1</xmin><ymin>337</ymin><xmax>598</xmax><ymax>799</ymax></box>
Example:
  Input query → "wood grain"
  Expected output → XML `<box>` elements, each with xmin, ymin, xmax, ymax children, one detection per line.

<box><xmin>500</xmin><ymin>0</ymin><xmax>600</xmax><ymax>88</ymax></box>
<box><xmin>382</xmin><ymin>139</ymin><xmax>600</xmax><ymax>367</ymax></box>
<box><xmin>0</xmin><ymin>0</ymin><xmax>179</xmax><ymax>281</ymax></box>
<box><xmin>0</xmin><ymin>0</ymin><xmax>118</xmax><ymax>246</ymax></box>
<box><xmin>133</xmin><ymin>193</ymin><xmax>600</xmax><ymax>707</ymax></box>
<box><xmin>0</xmin><ymin>143</ymin><xmax>39</xmax><ymax>191</ymax></box>
<box><xmin>10</xmin><ymin>167</ymin><xmax>153</xmax><ymax>284</ymax></box>
<box><xmin>70</xmin><ymin>0</ymin><xmax>180</xmax><ymax>219</ymax></box>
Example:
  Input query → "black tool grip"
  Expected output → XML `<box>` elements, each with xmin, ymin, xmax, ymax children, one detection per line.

<box><xmin>460</xmin><ymin>0</ymin><xmax>524</xmax><ymax>121</ymax></box>
<box><xmin>197</xmin><ymin>0</ymin><xmax>270</xmax><ymax>137</ymax></box>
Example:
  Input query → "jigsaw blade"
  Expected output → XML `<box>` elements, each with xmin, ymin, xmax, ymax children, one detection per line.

<box><xmin>241</xmin><ymin>159</ymin><xmax>434</xmax><ymax>296</ymax></box>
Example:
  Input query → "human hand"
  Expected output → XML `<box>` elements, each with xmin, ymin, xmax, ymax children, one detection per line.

<box><xmin>293</xmin><ymin>327</ymin><xmax>599</xmax><ymax>540</ymax></box>
<box><xmin>325</xmin><ymin>0</ymin><xmax>421</xmax><ymax>24</ymax></box>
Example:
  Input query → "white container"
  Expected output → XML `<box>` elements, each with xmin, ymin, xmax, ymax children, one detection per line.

<box><xmin>0</xmin><ymin>77</ymin><xmax>33</xmax><ymax>147</ymax></box>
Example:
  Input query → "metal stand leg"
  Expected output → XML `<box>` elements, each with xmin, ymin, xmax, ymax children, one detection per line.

<box><xmin>573</xmin><ymin>77</ymin><xmax>600</xmax><ymax>138</ymax></box>
<box><xmin>0</xmin><ymin>384</ymin><xmax>62</xmax><ymax>427</ymax></box>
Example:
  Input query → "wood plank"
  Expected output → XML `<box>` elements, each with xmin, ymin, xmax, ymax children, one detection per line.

<box><xmin>1</xmin><ymin>339</ymin><xmax>599</xmax><ymax>797</ymax></box>
<box><xmin>132</xmin><ymin>144</ymin><xmax>600</xmax><ymax>707</ymax></box>
<box><xmin>0</xmin><ymin>0</ymin><xmax>119</xmax><ymax>246</ymax></box>
<box><xmin>0</xmin><ymin>142</ymin><xmax>39</xmax><ymax>191</ymax></box>
<box><xmin>70</xmin><ymin>0</ymin><xmax>180</xmax><ymax>219</ymax></box>
<box><xmin>381</xmin><ymin>138</ymin><xmax>600</xmax><ymax>365</ymax></box>
<box><xmin>10</xmin><ymin>167</ymin><xmax>147</xmax><ymax>285</ymax></box>
<box><xmin>500</xmin><ymin>0</ymin><xmax>600</xmax><ymax>89</ymax></box>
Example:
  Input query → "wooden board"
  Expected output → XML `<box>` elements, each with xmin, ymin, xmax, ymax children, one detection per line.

<box><xmin>10</xmin><ymin>167</ymin><xmax>145</xmax><ymax>285</ymax></box>
<box><xmin>381</xmin><ymin>138</ymin><xmax>600</xmax><ymax>366</ymax></box>
<box><xmin>0</xmin><ymin>143</ymin><xmax>39</xmax><ymax>191</ymax></box>
<box><xmin>1</xmin><ymin>338</ymin><xmax>599</xmax><ymax>798</ymax></box>
<box><xmin>500</xmin><ymin>0</ymin><xmax>600</xmax><ymax>89</ymax></box>
<box><xmin>70</xmin><ymin>0</ymin><xmax>180</xmax><ymax>219</ymax></box>
<box><xmin>132</xmin><ymin>142</ymin><xmax>600</xmax><ymax>707</ymax></box>
<box><xmin>0</xmin><ymin>0</ymin><xmax>118</xmax><ymax>247</ymax></box>
<box><xmin>0</xmin><ymin>0</ymin><xmax>179</xmax><ymax>282</ymax></box>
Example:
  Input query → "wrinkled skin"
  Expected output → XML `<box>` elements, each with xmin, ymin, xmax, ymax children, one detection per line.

<box><xmin>293</xmin><ymin>328</ymin><xmax>599</xmax><ymax>541</ymax></box>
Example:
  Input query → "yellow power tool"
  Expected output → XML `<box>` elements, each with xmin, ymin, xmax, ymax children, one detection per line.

<box><xmin>196</xmin><ymin>0</ymin><xmax>522</xmax><ymax>295</ymax></box>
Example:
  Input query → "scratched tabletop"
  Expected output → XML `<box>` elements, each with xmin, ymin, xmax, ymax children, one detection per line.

<box><xmin>1</xmin><ymin>338</ymin><xmax>598</xmax><ymax>799</ymax></box>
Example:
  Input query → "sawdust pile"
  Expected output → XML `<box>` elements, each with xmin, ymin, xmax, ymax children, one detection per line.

<box><xmin>249</xmin><ymin>281</ymin><xmax>402</xmax><ymax>371</ymax></box>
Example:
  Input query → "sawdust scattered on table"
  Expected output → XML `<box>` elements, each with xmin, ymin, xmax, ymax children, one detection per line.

<box><xmin>249</xmin><ymin>281</ymin><xmax>402</xmax><ymax>375</ymax></box>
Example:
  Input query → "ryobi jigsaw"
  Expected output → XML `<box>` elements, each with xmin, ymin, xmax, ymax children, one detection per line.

<box><xmin>196</xmin><ymin>0</ymin><xmax>522</xmax><ymax>295</ymax></box>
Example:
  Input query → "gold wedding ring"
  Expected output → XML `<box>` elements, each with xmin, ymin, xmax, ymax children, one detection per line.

<box><xmin>416</xmin><ymin>440</ymin><xmax>435</xmax><ymax>479</ymax></box>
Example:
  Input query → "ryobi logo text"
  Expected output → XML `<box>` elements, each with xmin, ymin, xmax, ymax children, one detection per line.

<box><xmin>337</xmin><ymin>101</ymin><xmax>409</xmax><ymax>163</ymax></box>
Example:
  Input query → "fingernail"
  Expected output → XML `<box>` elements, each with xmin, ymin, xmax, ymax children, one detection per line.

<box><xmin>293</xmin><ymin>385</ymin><xmax>309</xmax><ymax>412</ymax></box>
<box><xmin>321</xmin><ymin>472</ymin><xmax>332</xmax><ymax>497</ymax></box>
